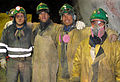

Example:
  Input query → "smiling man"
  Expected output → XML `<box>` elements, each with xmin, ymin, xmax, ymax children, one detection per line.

<box><xmin>0</xmin><ymin>6</ymin><xmax>33</xmax><ymax>82</ymax></box>
<box><xmin>57</xmin><ymin>4</ymin><xmax>85</xmax><ymax>82</ymax></box>
<box><xmin>71</xmin><ymin>8</ymin><xmax>120</xmax><ymax>82</ymax></box>
<box><xmin>62</xmin><ymin>13</ymin><xmax>73</xmax><ymax>26</ymax></box>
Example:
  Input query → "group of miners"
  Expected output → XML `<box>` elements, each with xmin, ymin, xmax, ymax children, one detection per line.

<box><xmin>0</xmin><ymin>2</ymin><xmax>120</xmax><ymax>82</ymax></box>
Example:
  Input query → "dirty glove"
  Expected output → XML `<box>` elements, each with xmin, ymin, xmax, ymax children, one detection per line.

<box><xmin>0</xmin><ymin>59</ymin><xmax>6</xmax><ymax>69</ymax></box>
<box><xmin>76</xmin><ymin>21</ymin><xmax>85</xmax><ymax>30</ymax></box>
<box><xmin>109</xmin><ymin>34</ymin><xmax>118</xmax><ymax>42</ymax></box>
<box><xmin>118</xmin><ymin>34</ymin><xmax>120</xmax><ymax>41</ymax></box>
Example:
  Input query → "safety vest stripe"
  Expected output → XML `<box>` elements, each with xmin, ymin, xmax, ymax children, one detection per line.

<box><xmin>0</xmin><ymin>43</ymin><xmax>8</xmax><ymax>47</ymax></box>
<box><xmin>8</xmin><ymin>53</ymin><xmax>31</xmax><ymax>58</ymax></box>
<box><xmin>7</xmin><ymin>46</ymin><xmax>33</xmax><ymax>52</ymax></box>
<box><xmin>0</xmin><ymin>42</ymin><xmax>33</xmax><ymax>53</ymax></box>
<box><xmin>0</xmin><ymin>49</ymin><xmax>7</xmax><ymax>53</ymax></box>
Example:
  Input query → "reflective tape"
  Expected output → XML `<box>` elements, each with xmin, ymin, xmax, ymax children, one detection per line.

<box><xmin>0</xmin><ymin>43</ymin><xmax>33</xmax><ymax>54</ymax></box>
<box><xmin>8</xmin><ymin>53</ymin><xmax>31</xmax><ymax>58</ymax></box>
<box><xmin>7</xmin><ymin>46</ymin><xmax>33</xmax><ymax>52</ymax></box>
<box><xmin>0</xmin><ymin>49</ymin><xmax>7</xmax><ymax>53</ymax></box>
<box><xmin>0</xmin><ymin>43</ymin><xmax>8</xmax><ymax>47</ymax></box>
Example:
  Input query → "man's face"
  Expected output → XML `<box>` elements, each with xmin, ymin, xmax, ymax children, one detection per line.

<box><xmin>39</xmin><ymin>11</ymin><xmax>50</xmax><ymax>22</ymax></box>
<box><xmin>91</xmin><ymin>19</ymin><xmax>106</xmax><ymax>38</ymax></box>
<box><xmin>91</xmin><ymin>19</ymin><xmax>105</xmax><ymax>28</ymax></box>
<box><xmin>15</xmin><ymin>13</ymin><xmax>25</xmax><ymax>25</ymax></box>
<box><xmin>62</xmin><ymin>13</ymin><xmax>73</xmax><ymax>26</ymax></box>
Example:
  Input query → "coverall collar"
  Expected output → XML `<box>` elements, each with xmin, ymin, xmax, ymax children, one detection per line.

<box><xmin>39</xmin><ymin>18</ymin><xmax>52</xmax><ymax>31</ymax></box>
<box><xmin>63</xmin><ymin>24</ymin><xmax>75</xmax><ymax>32</ymax></box>
<box><xmin>89</xmin><ymin>32</ymin><xmax>107</xmax><ymax>47</ymax></box>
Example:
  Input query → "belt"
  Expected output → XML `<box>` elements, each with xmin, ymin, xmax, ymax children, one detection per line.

<box><xmin>10</xmin><ymin>57</ymin><xmax>32</xmax><ymax>61</ymax></box>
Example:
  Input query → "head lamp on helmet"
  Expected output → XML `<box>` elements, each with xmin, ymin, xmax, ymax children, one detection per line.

<box><xmin>90</xmin><ymin>8</ymin><xmax>108</xmax><ymax>24</ymax></box>
<box><xmin>36</xmin><ymin>3</ymin><xmax>49</xmax><ymax>14</ymax></box>
<box><xmin>13</xmin><ymin>6</ymin><xmax>27</xmax><ymax>25</ymax></box>
<box><xmin>14</xmin><ymin>6</ymin><xmax>26</xmax><ymax>15</ymax></box>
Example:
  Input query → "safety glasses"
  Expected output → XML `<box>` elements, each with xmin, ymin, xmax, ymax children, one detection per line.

<box><xmin>91</xmin><ymin>21</ymin><xmax>105</xmax><ymax>27</ymax></box>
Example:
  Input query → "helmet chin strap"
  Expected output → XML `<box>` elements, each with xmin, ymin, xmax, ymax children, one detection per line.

<box><xmin>16</xmin><ymin>22</ymin><xmax>25</xmax><ymax>26</ymax></box>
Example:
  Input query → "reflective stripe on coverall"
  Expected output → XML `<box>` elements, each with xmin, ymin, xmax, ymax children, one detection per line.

<box><xmin>0</xmin><ymin>24</ymin><xmax>33</xmax><ymax>82</ymax></box>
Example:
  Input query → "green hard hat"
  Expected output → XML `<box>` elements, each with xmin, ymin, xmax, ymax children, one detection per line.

<box><xmin>8</xmin><ymin>9</ymin><xmax>15</xmax><ymax>16</ymax></box>
<box><xmin>59</xmin><ymin>4</ymin><xmax>74</xmax><ymax>16</ymax></box>
<box><xmin>90</xmin><ymin>8</ymin><xmax>108</xmax><ymax>23</ymax></box>
<box><xmin>14</xmin><ymin>6</ymin><xmax>26</xmax><ymax>15</ymax></box>
<box><xmin>36</xmin><ymin>3</ymin><xmax>49</xmax><ymax>14</ymax></box>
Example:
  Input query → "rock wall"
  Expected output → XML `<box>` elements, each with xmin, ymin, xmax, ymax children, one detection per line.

<box><xmin>73</xmin><ymin>0</ymin><xmax>120</xmax><ymax>33</ymax></box>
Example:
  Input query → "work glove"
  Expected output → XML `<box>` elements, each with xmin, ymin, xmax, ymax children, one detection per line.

<box><xmin>0</xmin><ymin>59</ymin><xmax>6</xmax><ymax>69</ymax></box>
<box><xmin>118</xmin><ymin>34</ymin><xmax>120</xmax><ymax>41</ymax></box>
<box><xmin>76</xmin><ymin>21</ymin><xmax>86</xmax><ymax>30</ymax></box>
<box><xmin>109</xmin><ymin>34</ymin><xmax>118</xmax><ymax>42</ymax></box>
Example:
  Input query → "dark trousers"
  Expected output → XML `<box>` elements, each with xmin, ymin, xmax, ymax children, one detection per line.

<box><xmin>6</xmin><ymin>58</ymin><xmax>32</xmax><ymax>82</ymax></box>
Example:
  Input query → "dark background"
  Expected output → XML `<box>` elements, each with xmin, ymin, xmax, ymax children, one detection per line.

<box><xmin>0</xmin><ymin>0</ymin><xmax>73</xmax><ymax>23</ymax></box>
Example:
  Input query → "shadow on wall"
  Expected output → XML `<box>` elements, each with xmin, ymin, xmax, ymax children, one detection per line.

<box><xmin>73</xmin><ymin>0</ymin><xmax>120</xmax><ymax>33</ymax></box>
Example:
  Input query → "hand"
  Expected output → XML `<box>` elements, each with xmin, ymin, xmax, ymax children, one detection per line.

<box><xmin>0</xmin><ymin>59</ymin><xmax>6</xmax><ymax>69</ymax></box>
<box><xmin>27</xmin><ymin>22</ymin><xmax>33</xmax><ymax>29</ymax></box>
<box><xmin>109</xmin><ymin>34</ymin><xmax>118</xmax><ymax>42</ymax></box>
<box><xmin>76</xmin><ymin>21</ymin><xmax>86</xmax><ymax>30</ymax></box>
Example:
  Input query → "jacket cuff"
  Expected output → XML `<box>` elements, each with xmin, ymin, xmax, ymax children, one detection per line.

<box><xmin>71</xmin><ymin>76</ymin><xmax>80</xmax><ymax>82</ymax></box>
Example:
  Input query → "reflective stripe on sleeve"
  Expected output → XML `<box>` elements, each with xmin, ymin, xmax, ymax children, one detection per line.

<box><xmin>8</xmin><ymin>53</ymin><xmax>31</xmax><ymax>58</ymax></box>
<box><xmin>0</xmin><ymin>49</ymin><xmax>7</xmax><ymax>53</ymax></box>
<box><xmin>7</xmin><ymin>46</ymin><xmax>33</xmax><ymax>52</ymax></box>
<box><xmin>0</xmin><ymin>43</ymin><xmax>8</xmax><ymax>47</ymax></box>
<box><xmin>0</xmin><ymin>43</ymin><xmax>33</xmax><ymax>52</ymax></box>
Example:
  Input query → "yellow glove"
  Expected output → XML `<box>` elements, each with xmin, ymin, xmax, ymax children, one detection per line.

<box><xmin>0</xmin><ymin>59</ymin><xmax>6</xmax><ymax>69</ymax></box>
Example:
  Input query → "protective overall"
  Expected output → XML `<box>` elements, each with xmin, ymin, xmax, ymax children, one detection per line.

<box><xmin>0</xmin><ymin>6</ymin><xmax>33</xmax><ymax>82</ymax></box>
<box><xmin>57</xmin><ymin>4</ymin><xmax>87</xmax><ymax>82</ymax></box>
<box><xmin>32</xmin><ymin>3</ymin><xmax>62</xmax><ymax>82</ymax></box>
<box><xmin>72</xmin><ymin>34</ymin><xmax>120</xmax><ymax>82</ymax></box>
<box><xmin>71</xmin><ymin>8</ymin><xmax>120</xmax><ymax>82</ymax></box>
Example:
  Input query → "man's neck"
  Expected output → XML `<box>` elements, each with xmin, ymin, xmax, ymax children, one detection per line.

<box><xmin>16</xmin><ymin>24</ymin><xmax>24</xmax><ymax>28</ymax></box>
